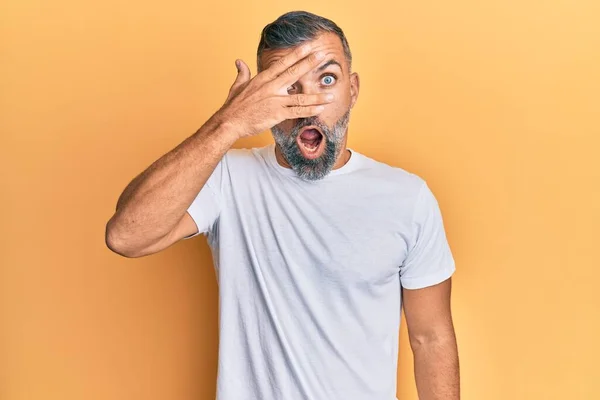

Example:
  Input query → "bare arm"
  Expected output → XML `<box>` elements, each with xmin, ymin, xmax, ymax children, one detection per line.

<box><xmin>105</xmin><ymin>117</ymin><xmax>237</xmax><ymax>258</ymax></box>
<box><xmin>105</xmin><ymin>44</ymin><xmax>334</xmax><ymax>258</ymax></box>
<box><xmin>402</xmin><ymin>278</ymin><xmax>460</xmax><ymax>399</ymax></box>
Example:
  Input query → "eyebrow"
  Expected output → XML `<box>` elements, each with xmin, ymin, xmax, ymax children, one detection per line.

<box><xmin>315</xmin><ymin>59</ymin><xmax>343</xmax><ymax>73</ymax></box>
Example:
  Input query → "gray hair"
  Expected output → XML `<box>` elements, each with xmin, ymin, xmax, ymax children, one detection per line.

<box><xmin>256</xmin><ymin>11</ymin><xmax>352</xmax><ymax>72</ymax></box>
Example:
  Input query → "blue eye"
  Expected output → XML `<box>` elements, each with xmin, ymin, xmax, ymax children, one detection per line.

<box><xmin>321</xmin><ymin>75</ymin><xmax>336</xmax><ymax>86</ymax></box>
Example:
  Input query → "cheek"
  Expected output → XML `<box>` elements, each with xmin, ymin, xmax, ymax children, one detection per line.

<box><xmin>326</xmin><ymin>85</ymin><xmax>351</xmax><ymax>113</ymax></box>
<box><xmin>321</xmin><ymin>98</ymin><xmax>350</xmax><ymax>125</ymax></box>
<box><xmin>274</xmin><ymin>120</ymin><xmax>295</xmax><ymax>133</ymax></box>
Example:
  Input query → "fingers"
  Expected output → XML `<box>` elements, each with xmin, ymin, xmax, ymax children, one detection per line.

<box><xmin>259</xmin><ymin>43</ymin><xmax>326</xmax><ymax>87</ymax></box>
<box><xmin>282</xmin><ymin>105</ymin><xmax>326</xmax><ymax>119</ymax></box>
<box><xmin>226</xmin><ymin>59</ymin><xmax>251</xmax><ymax>102</ymax></box>
<box><xmin>275</xmin><ymin>93</ymin><xmax>333</xmax><ymax>120</ymax></box>
<box><xmin>275</xmin><ymin>50</ymin><xmax>326</xmax><ymax>87</ymax></box>
<box><xmin>280</xmin><ymin>93</ymin><xmax>334</xmax><ymax>107</ymax></box>
<box><xmin>260</xmin><ymin>43</ymin><xmax>313</xmax><ymax>81</ymax></box>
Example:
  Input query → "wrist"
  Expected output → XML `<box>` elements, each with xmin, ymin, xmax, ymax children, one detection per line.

<box><xmin>209</xmin><ymin>109</ymin><xmax>245</xmax><ymax>142</ymax></box>
<box><xmin>196</xmin><ymin>112</ymin><xmax>241</xmax><ymax>146</ymax></box>
<box><xmin>216</xmin><ymin>119</ymin><xmax>244</xmax><ymax>143</ymax></box>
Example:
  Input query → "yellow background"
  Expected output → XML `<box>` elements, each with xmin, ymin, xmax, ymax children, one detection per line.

<box><xmin>1</xmin><ymin>1</ymin><xmax>599</xmax><ymax>399</ymax></box>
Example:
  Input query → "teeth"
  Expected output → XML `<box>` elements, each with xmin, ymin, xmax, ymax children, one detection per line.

<box><xmin>301</xmin><ymin>142</ymin><xmax>318</xmax><ymax>151</ymax></box>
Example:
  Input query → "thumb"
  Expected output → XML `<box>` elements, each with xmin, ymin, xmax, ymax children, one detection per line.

<box><xmin>225</xmin><ymin>59</ymin><xmax>250</xmax><ymax>103</ymax></box>
<box><xmin>226</xmin><ymin>59</ymin><xmax>251</xmax><ymax>102</ymax></box>
<box><xmin>234</xmin><ymin>59</ymin><xmax>251</xmax><ymax>85</ymax></box>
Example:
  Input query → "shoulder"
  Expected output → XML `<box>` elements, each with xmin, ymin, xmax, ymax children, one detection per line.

<box><xmin>223</xmin><ymin>146</ymin><xmax>259</xmax><ymax>161</ymax></box>
<box><xmin>222</xmin><ymin>145</ymin><xmax>271</xmax><ymax>168</ymax></box>
<box><xmin>351</xmin><ymin>150</ymin><xmax>426</xmax><ymax>196</ymax></box>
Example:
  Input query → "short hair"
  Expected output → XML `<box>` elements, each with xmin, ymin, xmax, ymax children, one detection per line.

<box><xmin>256</xmin><ymin>11</ymin><xmax>352</xmax><ymax>72</ymax></box>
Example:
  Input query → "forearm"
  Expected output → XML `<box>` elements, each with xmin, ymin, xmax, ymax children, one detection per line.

<box><xmin>412</xmin><ymin>336</ymin><xmax>460</xmax><ymax>400</ymax></box>
<box><xmin>106</xmin><ymin>114</ymin><xmax>238</xmax><ymax>252</ymax></box>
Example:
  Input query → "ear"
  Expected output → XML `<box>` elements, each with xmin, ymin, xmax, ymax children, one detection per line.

<box><xmin>349</xmin><ymin>72</ymin><xmax>360</xmax><ymax>109</ymax></box>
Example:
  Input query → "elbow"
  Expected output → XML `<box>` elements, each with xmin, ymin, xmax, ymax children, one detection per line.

<box><xmin>409</xmin><ymin>330</ymin><xmax>457</xmax><ymax>351</ymax></box>
<box><xmin>105</xmin><ymin>217</ymin><xmax>145</xmax><ymax>258</ymax></box>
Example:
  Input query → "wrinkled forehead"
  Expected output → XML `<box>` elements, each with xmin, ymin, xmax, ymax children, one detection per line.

<box><xmin>258</xmin><ymin>32</ymin><xmax>348</xmax><ymax>73</ymax></box>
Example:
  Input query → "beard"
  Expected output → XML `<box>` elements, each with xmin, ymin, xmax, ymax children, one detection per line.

<box><xmin>271</xmin><ymin>109</ymin><xmax>351</xmax><ymax>181</ymax></box>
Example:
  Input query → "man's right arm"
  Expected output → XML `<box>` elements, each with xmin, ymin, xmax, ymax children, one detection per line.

<box><xmin>105</xmin><ymin>44</ymin><xmax>333</xmax><ymax>258</ymax></box>
<box><xmin>105</xmin><ymin>117</ymin><xmax>238</xmax><ymax>258</ymax></box>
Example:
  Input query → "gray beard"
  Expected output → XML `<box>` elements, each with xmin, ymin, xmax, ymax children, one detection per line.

<box><xmin>271</xmin><ymin>109</ymin><xmax>351</xmax><ymax>181</ymax></box>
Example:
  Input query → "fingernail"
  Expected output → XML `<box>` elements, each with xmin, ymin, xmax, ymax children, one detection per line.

<box><xmin>301</xmin><ymin>44</ymin><xmax>311</xmax><ymax>55</ymax></box>
<box><xmin>235</xmin><ymin>60</ymin><xmax>240</xmax><ymax>70</ymax></box>
<box><xmin>316</xmin><ymin>105</ymin><xmax>325</xmax><ymax>112</ymax></box>
<box><xmin>315</xmin><ymin>51</ymin><xmax>325</xmax><ymax>60</ymax></box>
<box><xmin>325</xmin><ymin>94</ymin><xmax>334</xmax><ymax>101</ymax></box>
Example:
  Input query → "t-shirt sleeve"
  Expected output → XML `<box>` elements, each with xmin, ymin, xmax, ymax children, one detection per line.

<box><xmin>182</xmin><ymin>156</ymin><xmax>226</xmax><ymax>240</ymax></box>
<box><xmin>400</xmin><ymin>181</ymin><xmax>456</xmax><ymax>289</ymax></box>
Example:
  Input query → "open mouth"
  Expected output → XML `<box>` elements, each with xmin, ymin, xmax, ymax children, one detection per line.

<box><xmin>296</xmin><ymin>126</ymin><xmax>325</xmax><ymax>159</ymax></box>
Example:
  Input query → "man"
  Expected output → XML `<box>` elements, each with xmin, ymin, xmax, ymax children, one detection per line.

<box><xmin>105</xmin><ymin>10</ymin><xmax>459</xmax><ymax>400</ymax></box>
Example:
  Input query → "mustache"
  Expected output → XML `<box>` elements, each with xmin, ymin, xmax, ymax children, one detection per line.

<box><xmin>291</xmin><ymin>117</ymin><xmax>329</xmax><ymax>137</ymax></box>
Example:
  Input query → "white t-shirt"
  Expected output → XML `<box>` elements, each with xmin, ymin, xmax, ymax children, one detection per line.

<box><xmin>185</xmin><ymin>143</ymin><xmax>455</xmax><ymax>400</ymax></box>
